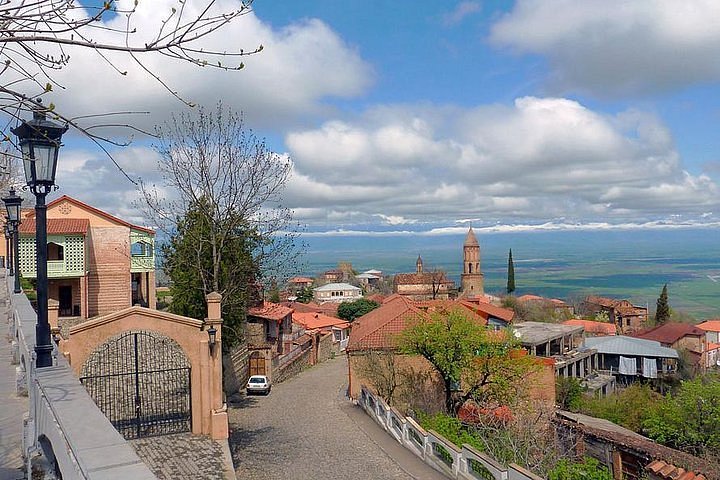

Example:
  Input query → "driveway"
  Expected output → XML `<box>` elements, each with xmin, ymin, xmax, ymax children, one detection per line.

<box><xmin>228</xmin><ymin>356</ymin><xmax>446</xmax><ymax>480</ymax></box>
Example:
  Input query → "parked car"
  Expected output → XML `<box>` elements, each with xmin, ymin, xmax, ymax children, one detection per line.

<box><xmin>246</xmin><ymin>375</ymin><xmax>271</xmax><ymax>395</ymax></box>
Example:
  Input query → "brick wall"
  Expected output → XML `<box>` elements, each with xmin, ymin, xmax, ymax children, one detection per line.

<box><xmin>245</xmin><ymin>322</ymin><xmax>265</xmax><ymax>346</ymax></box>
<box><xmin>86</xmin><ymin>226</ymin><xmax>131</xmax><ymax>317</ymax></box>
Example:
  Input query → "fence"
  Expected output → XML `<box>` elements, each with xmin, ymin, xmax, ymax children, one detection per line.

<box><xmin>6</xmin><ymin>275</ymin><xmax>156</xmax><ymax>479</ymax></box>
<box><xmin>358</xmin><ymin>386</ymin><xmax>544</xmax><ymax>480</ymax></box>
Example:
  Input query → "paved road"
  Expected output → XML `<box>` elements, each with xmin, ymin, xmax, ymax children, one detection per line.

<box><xmin>0</xmin><ymin>285</ymin><xmax>27</xmax><ymax>480</ymax></box>
<box><xmin>228</xmin><ymin>357</ymin><xmax>446</xmax><ymax>480</ymax></box>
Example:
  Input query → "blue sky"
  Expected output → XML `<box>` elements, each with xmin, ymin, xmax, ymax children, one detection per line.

<box><xmin>30</xmin><ymin>1</ymin><xmax>720</xmax><ymax>234</ymax></box>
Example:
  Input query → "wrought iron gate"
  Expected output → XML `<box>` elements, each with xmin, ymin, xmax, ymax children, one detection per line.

<box><xmin>80</xmin><ymin>331</ymin><xmax>192</xmax><ymax>439</ymax></box>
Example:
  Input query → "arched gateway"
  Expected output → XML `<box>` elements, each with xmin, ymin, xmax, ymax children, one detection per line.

<box><xmin>61</xmin><ymin>293</ymin><xmax>228</xmax><ymax>440</ymax></box>
<box><xmin>80</xmin><ymin>330</ymin><xmax>191</xmax><ymax>439</ymax></box>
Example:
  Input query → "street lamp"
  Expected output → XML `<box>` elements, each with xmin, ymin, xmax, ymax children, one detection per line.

<box><xmin>207</xmin><ymin>325</ymin><xmax>217</xmax><ymax>355</ymax></box>
<box><xmin>11</xmin><ymin>102</ymin><xmax>68</xmax><ymax>368</ymax></box>
<box><xmin>2</xmin><ymin>188</ymin><xmax>22</xmax><ymax>294</ymax></box>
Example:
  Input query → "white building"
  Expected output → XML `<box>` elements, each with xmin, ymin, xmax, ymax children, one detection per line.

<box><xmin>313</xmin><ymin>283</ymin><xmax>363</xmax><ymax>303</ymax></box>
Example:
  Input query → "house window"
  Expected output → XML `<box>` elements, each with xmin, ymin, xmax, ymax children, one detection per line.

<box><xmin>47</xmin><ymin>242</ymin><xmax>64</xmax><ymax>261</ymax></box>
<box><xmin>131</xmin><ymin>241</ymin><xmax>153</xmax><ymax>257</ymax></box>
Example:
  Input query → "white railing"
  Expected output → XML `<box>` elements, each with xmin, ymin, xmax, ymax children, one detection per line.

<box><xmin>358</xmin><ymin>386</ymin><xmax>545</xmax><ymax>480</ymax></box>
<box><xmin>6</xmin><ymin>275</ymin><xmax>157</xmax><ymax>480</ymax></box>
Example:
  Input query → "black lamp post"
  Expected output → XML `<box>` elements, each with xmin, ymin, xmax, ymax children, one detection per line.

<box><xmin>11</xmin><ymin>103</ymin><xmax>68</xmax><ymax>368</ymax></box>
<box><xmin>3</xmin><ymin>188</ymin><xmax>23</xmax><ymax>294</ymax></box>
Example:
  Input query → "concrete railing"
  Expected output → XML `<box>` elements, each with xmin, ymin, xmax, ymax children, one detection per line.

<box><xmin>358</xmin><ymin>386</ymin><xmax>545</xmax><ymax>480</ymax></box>
<box><xmin>6</xmin><ymin>276</ymin><xmax>157</xmax><ymax>480</ymax></box>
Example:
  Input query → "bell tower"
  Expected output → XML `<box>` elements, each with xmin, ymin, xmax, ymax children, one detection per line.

<box><xmin>416</xmin><ymin>255</ymin><xmax>423</xmax><ymax>274</ymax></box>
<box><xmin>460</xmin><ymin>227</ymin><xmax>484</xmax><ymax>297</ymax></box>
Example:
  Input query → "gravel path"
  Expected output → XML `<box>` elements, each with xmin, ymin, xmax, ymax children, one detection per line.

<box><xmin>228</xmin><ymin>356</ymin><xmax>445</xmax><ymax>480</ymax></box>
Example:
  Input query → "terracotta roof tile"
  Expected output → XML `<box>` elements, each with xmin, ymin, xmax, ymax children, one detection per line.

<box><xmin>393</xmin><ymin>272</ymin><xmax>453</xmax><ymax>286</ymax></box>
<box><xmin>18</xmin><ymin>218</ymin><xmax>89</xmax><ymax>235</ymax></box>
<box><xmin>563</xmin><ymin>319</ymin><xmax>617</xmax><ymax>335</ymax></box>
<box><xmin>634</xmin><ymin>322</ymin><xmax>706</xmax><ymax>345</ymax></box>
<box><xmin>293</xmin><ymin>312</ymin><xmax>349</xmax><ymax>331</ymax></box>
<box><xmin>247</xmin><ymin>302</ymin><xmax>293</xmax><ymax>322</ymax></box>
<box><xmin>697</xmin><ymin>320</ymin><xmax>720</xmax><ymax>332</ymax></box>
<box><xmin>289</xmin><ymin>276</ymin><xmax>313</xmax><ymax>284</ymax></box>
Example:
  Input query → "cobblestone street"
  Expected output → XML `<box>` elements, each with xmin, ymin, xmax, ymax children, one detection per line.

<box><xmin>228</xmin><ymin>356</ymin><xmax>445</xmax><ymax>480</ymax></box>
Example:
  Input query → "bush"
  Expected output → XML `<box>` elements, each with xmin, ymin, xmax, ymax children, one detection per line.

<box><xmin>548</xmin><ymin>457</ymin><xmax>612</xmax><ymax>480</ymax></box>
<box><xmin>579</xmin><ymin>384</ymin><xmax>661</xmax><ymax>432</ymax></box>
<box><xmin>556</xmin><ymin>377</ymin><xmax>585</xmax><ymax>411</ymax></box>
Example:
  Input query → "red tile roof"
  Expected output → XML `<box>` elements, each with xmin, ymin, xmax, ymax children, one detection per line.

<box><xmin>293</xmin><ymin>312</ymin><xmax>349</xmax><ymax>331</ymax></box>
<box><xmin>281</xmin><ymin>301</ymin><xmax>339</xmax><ymax>318</ymax></box>
<box><xmin>247</xmin><ymin>302</ymin><xmax>293</xmax><ymax>322</ymax></box>
<box><xmin>18</xmin><ymin>218</ymin><xmax>89</xmax><ymax>235</ymax></box>
<box><xmin>346</xmin><ymin>296</ymin><xmax>424</xmax><ymax>351</ymax></box>
<box><xmin>697</xmin><ymin>320</ymin><xmax>720</xmax><ymax>332</ymax></box>
<box><xmin>24</xmin><ymin>195</ymin><xmax>154</xmax><ymax>234</ymax></box>
<box><xmin>288</xmin><ymin>276</ymin><xmax>313</xmax><ymax>284</ymax></box>
<box><xmin>634</xmin><ymin>322</ymin><xmax>706</xmax><ymax>345</ymax></box>
<box><xmin>563</xmin><ymin>319</ymin><xmax>617</xmax><ymax>335</ymax></box>
<box><xmin>347</xmin><ymin>296</ymin><xmax>512</xmax><ymax>352</ymax></box>
<box><xmin>459</xmin><ymin>298</ymin><xmax>515</xmax><ymax>323</ymax></box>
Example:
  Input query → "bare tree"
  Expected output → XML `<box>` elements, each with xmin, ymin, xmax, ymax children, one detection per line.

<box><xmin>0</xmin><ymin>0</ymin><xmax>261</xmax><ymax>173</ymax></box>
<box><xmin>356</xmin><ymin>350</ymin><xmax>406</xmax><ymax>406</ymax></box>
<box><xmin>139</xmin><ymin>104</ymin><xmax>302</xmax><ymax>344</ymax></box>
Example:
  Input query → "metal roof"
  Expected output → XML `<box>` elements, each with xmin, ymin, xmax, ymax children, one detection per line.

<box><xmin>313</xmin><ymin>282</ymin><xmax>361</xmax><ymax>292</ymax></box>
<box><xmin>582</xmin><ymin>336</ymin><xmax>678</xmax><ymax>358</ymax></box>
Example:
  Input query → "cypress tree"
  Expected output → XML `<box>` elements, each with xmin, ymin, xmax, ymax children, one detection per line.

<box><xmin>507</xmin><ymin>248</ymin><xmax>515</xmax><ymax>294</ymax></box>
<box><xmin>655</xmin><ymin>284</ymin><xmax>670</xmax><ymax>324</ymax></box>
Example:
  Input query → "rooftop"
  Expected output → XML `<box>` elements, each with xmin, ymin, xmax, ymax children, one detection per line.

<box><xmin>563</xmin><ymin>319</ymin><xmax>617</xmax><ymax>336</ymax></box>
<box><xmin>314</xmin><ymin>283</ymin><xmax>361</xmax><ymax>292</ymax></box>
<box><xmin>582</xmin><ymin>335</ymin><xmax>679</xmax><ymax>358</ymax></box>
<box><xmin>697</xmin><ymin>320</ymin><xmax>720</xmax><ymax>332</ymax></box>
<box><xmin>633</xmin><ymin>322</ymin><xmax>706</xmax><ymax>345</ymax></box>
<box><xmin>512</xmin><ymin>322</ymin><xmax>583</xmax><ymax>346</ymax></box>
<box><xmin>247</xmin><ymin>302</ymin><xmax>293</xmax><ymax>322</ymax></box>
<box><xmin>19</xmin><ymin>218</ymin><xmax>89</xmax><ymax>235</ymax></box>
<box><xmin>293</xmin><ymin>312</ymin><xmax>349</xmax><ymax>331</ymax></box>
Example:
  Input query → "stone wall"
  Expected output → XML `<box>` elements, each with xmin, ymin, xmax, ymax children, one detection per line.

<box><xmin>245</xmin><ymin>321</ymin><xmax>265</xmax><ymax>346</ymax></box>
<box><xmin>317</xmin><ymin>332</ymin><xmax>333</xmax><ymax>364</ymax></box>
<box><xmin>273</xmin><ymin>347</ymin><xmax>312</xmax><ymax>384</ymax></box>
<box><xmin>223</xmin><ymin>343</ymin><xmax>249</xmax><ymax>395</ymax></box>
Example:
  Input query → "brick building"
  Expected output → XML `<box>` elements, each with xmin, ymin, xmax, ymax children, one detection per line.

<box><xmin>16</xmin><ymin>195</ymin><xmax>156</xmax><ymax>320</ymax></box>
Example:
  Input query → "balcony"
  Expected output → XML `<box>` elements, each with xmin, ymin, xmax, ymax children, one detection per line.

<box><xmin>130</xmin><ymin>255</ymin><xmax>155</xmax><ymax>272</ymax></box>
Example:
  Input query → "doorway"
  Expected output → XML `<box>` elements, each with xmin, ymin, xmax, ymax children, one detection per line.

<box><xmin>59</xmin><ymin>285</ymin><xmax>72</xmax><ymax>316</ymax></box>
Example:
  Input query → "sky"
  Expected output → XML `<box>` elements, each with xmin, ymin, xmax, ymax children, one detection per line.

<box><xmin>17</xmin><ymin>0</ymin><xmax>720</xmax><ymax>235</ymax></box>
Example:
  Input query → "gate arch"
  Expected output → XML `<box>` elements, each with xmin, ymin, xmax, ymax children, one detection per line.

<box><xmin>80</xmin><ymin>330</ymin><xmax>192</xmax><ymax>439</ymax></box>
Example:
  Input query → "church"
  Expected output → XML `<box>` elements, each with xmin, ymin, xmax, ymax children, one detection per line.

<box><xmin>392</xmin><ymin>227</ymin><xmax>484</xmax><ymax>300</ymax></box>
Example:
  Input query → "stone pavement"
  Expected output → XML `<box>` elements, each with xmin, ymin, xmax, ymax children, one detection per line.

<box><xmin>228</xmin><ymin>356</ymin><xmax>446</xmax><ymax>480</ymax></box>
<box><xmin>0</xmin><ymin>283</ymin><xmax>27</xmax><ymax>480</ymax></box>
<box><xmin>131</xmin><ymin>433</ymin><xmax>236</xmax><ymax>480</ymax></box>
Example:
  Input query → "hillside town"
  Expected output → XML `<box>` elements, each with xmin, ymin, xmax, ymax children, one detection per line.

<box><xmin>1</xmin><ymin>2</ymin><xmax>720</xmax><ymax>480</ymax></box>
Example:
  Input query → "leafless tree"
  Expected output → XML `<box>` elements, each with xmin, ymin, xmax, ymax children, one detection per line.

<box><xmin>356</xmin><ymin>350</ymin><xmax>406</xmax><ymax>406</ymax></box>
<box><xmin>0</xmin><ymin>0</ymin><xmax>261</xmax><ymax>174</ymax></box>
<box><xmin>138</xmin><ymin>104</ymin><xmax>302</xmax><ymax>327</ymax></box>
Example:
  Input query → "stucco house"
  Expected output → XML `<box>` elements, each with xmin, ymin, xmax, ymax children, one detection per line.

<box><xmin>313</xmin><ymin>282</ymin><xmax>362</xmax><ymax>303</ymax></box>
<box><xmin>17</xmin><ymin>195</ymin><xmax>155</xmax><ymax>322</ymax></box>
<box><xmin>632</xmin><ymin>322</ymin><xmax>708</xmax><ymax>371</ymax></box>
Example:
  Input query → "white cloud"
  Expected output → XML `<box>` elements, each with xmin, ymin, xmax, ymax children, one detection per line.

<box><xmin>490</xmin><ymin>0</ymin><xmax>720</xmax><ymax>95</ymax></box>
<box><xmin>284</xmin><ymin>97</ymin><xmax>720</xmax><ymax>224</ymax></box>
<box><xmin>34</xmin><ymin>0</ymin><xmax>373</xmax><ymax>134</ymax></box>
<box><xmin>442</xmin><ymin>2</ymin><xmax>482</xmax><ymax>27</ymax></box>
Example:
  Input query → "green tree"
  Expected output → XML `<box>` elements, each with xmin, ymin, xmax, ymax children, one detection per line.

<box><xmin>268</xmin><ymin>279</ymin><xmax>281</xmax><ymax>303</ymax></box>
<box><xmin>507</xmin><ymin>248</ymin><xmax>515</xmax><ymax>294</ymax></box>
<box><xmin>400</xmin><ymin>309</ymin><xmax>536</xmax><ymax>414</ymax></box>
<box><xmin>163</xmin><ymin>197</ymin><xmax>260</xmax><ymax>347</ymax></box>
<box><xmin>556</xmin><ymin>377</ymin><xmax>584</xmax><ymax>411</ymax></box>
<box><xmin>337</xmin><ymin>298</ymin><xmax>380</xmax><ymax>322</ymax></box>
<box><xmin>295</xmin><ymin>285</ymin><xmax>314</xmax><ymax>303</ymax></box>
<box><xmin>655</xmin><ymin>284</ymin><xmax>670</xmax><ymax>324</ymax></box>
<box><xmin>579</xmin><ymin>384</ymin><xmax>662</xmax><ymax>432</ymax></box>
<box><xmin>643</xmin><ymin>374</ymin><xmax>720</xmax><ymax>456</ymax></box>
